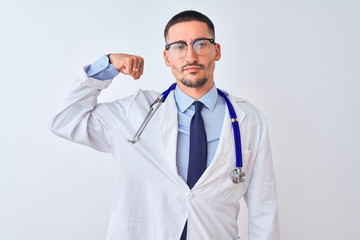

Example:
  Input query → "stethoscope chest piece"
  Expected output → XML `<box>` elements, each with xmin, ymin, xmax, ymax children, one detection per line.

<box><xmin>230</xmin><ymin>168</ymin><xmax>247</xmax><ymax>184</ymax></box>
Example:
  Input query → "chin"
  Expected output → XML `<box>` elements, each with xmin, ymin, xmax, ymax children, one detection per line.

<box><xmin>179</xmin><ymin>77</ymin><xmax>208</xmax><ymax>88</ymax></box>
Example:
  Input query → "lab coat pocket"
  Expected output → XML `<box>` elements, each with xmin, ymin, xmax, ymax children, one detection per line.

<box><xmin>241</xmin><ymin>149</ymin><xmax>252</xmax><ymax>169</ymax></box>
<box><xmin>107</xmin><ymin>212</ymin><xmax>155</xmax><ymax>240</ymax></box>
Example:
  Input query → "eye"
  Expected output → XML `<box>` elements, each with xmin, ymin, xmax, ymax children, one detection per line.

<box><xmin>172</xmin><ymin>43</ymin><xmax>186</xmax><ymax>50</ymax></box>
<box><xmin>199</xmin><ymin>41</ymin><xmax>207</xmax><ymax>46</ymax></box>
<box><xmin>194</xmin><ymin>40</ymin><xmax>208</xmax><ymax>48</ymax></box>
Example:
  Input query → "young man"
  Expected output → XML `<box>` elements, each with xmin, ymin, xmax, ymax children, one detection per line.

<box><xmin>51</xmin><ymin>10</ymin><xmax>279</xmax><ymax>240</ymax></box>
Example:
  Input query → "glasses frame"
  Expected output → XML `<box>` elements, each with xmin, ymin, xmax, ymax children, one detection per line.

<box><xmin>165</xmin><ymin>38</ymin><xmax>216</xmax><ymax>58</ymax></box>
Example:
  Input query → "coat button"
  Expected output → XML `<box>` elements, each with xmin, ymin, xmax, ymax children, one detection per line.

<box><xmin>187</xmin><ymin>192</ymin><xmax>194</xmax><ymax>199</ymax></box>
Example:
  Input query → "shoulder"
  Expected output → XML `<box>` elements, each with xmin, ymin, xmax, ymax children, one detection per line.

<box><xmin>222</xmin><ymin>90</ymin><xmax>268</xmax><ymax>126</ymax></box>
<box><xmin>220</xmin><ymin>90</ymin><xmax>261</xmax><ymax>114</ymax></box>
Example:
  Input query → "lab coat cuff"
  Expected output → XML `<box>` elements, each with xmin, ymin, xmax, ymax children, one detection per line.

<box><xmin>80</xmin><ymin>65</ymin><xmax>113</xmax><ymax>89</ymax></box>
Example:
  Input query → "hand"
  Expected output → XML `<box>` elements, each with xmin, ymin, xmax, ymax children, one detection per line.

<box><xmin>109</xmin><ymin>53</ymin><xmax>144</xmax><ymax>80</ymax></box>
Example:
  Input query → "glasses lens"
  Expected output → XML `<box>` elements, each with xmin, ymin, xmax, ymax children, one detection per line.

<box><xmin>168</xmin><ymin>39</ymin><xmax>214</xmax><ymax>59</ymax></box>
<box><xmin>193</xmin><ymin>39</ymin><xmax>212</xmax><ymax>56</ymax></box>
<box><xmin>169</xmin><ymin>42</ymin><xmax>187</xmax><ymax>58</ymax></box>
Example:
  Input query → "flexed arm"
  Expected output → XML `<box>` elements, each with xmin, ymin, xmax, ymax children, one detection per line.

<box><xmin>49</xmin><ymin>54</ymin><xmax>145</xmax><ymax>152</ymax></box>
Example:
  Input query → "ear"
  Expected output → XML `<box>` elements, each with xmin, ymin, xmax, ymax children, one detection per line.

<box><xmin>215</xmin><ymin>43</ymin><xmax>221</xmax><ymax>61</ymax></box>
<box><xmin>164</xmin><ymin>50</ymin><xmax>171</xmax><ymax>67</ymax></box>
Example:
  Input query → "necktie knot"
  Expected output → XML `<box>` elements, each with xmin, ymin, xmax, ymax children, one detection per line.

<box><xmin>194</xmin><ymin>101</ymin><xmax>204</xmax><ymax>113</ymax></box>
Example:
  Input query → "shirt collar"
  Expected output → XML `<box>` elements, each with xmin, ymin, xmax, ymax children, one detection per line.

<box><xmin>174</xmin><ymin>83</ymin><xmax>218</xmax><ymax>113</ymax></box>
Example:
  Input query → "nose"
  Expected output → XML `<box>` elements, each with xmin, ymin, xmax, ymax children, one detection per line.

<box><xmin>185</xmin><ymin>44</ymin><xmax>199</xmax><ymax>63</ymax></box>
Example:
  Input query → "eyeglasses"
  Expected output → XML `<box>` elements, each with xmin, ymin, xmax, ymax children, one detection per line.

<box><xmin>165</xmin><ymin>38</ymin><xmax>215</xmax><ymax>59</ymax></box>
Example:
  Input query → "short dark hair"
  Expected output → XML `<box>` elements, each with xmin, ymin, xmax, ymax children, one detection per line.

<box><xmin>164</xmin><ymin>10</ymin><xmax>215</xmax><ymax>42</ymax></box>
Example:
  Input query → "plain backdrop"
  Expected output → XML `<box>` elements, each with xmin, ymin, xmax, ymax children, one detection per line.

<box><xmin>1</xmin><ymin>0</ymin><xmax>359</xmax><ymax>239</ymax></box>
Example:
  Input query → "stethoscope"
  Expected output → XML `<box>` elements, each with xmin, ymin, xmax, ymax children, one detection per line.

<box><xmin>127</xmin><ymin>83</ymin><xmax>246</xmax><ymax>184</ymax></box>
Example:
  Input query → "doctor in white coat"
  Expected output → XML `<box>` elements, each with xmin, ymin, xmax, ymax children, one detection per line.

<box><xmin>50</xmin><ymin>10</ymin><xmax>280</xmax><ymax>240</ymax></box>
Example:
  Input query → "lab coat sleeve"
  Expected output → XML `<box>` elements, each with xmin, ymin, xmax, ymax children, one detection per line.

<box><xmin>50</xmin><ymin>67</ymin><xmax>121</xmax><ymax>153</ymax></box>
<box><xmin>244</xmin><ymin>114</ymin><xmax>280</xmax><ymax>240</ymax></box>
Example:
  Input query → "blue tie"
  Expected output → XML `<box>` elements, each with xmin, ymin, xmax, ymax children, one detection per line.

<box><xmin>180</xmin><ymin>101</ymin><xmax>207</xmax><ymax>240</ymax></box>
<box><xmin>187</xmin><ymin>101</ymin><xmax>207</xmax><ymax>188</ymax></box>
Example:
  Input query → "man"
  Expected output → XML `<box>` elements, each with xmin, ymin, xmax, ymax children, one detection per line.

<box><xmin>50</xmin><ymin>10</ymin><xmax>279</xmax><ymax>240</ymax></box>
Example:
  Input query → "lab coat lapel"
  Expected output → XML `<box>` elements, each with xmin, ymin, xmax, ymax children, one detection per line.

<box><xmin>195</xmin><ymin>91</ymin><xmax>247</xmax><ymax>187</ymax></box>
<box><xmin>156</xmin><ymin>91</ymin><xmax>181</xmax><ymax>177</ymax></box>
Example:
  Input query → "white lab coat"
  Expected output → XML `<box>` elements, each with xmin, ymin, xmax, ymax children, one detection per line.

<box><xmin>50</xmin><ymin>68</ymin><xmax>280</xmax><ymax>240</ymax></box>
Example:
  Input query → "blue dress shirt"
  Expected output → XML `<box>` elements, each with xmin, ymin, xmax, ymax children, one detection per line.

<box><xmin>86</xmin><ymin>55</ymin><xmax>120</xmax><ymax>80</ymax></box>
<box><xmin>174</xmin><ymin>85</ymin><xmax>225</xmax><ymax>181</ymax></box>
<box><xmin>86</xmin><ymin>56</ymin><xmax>226</xmax><ymax>181</ymax></box>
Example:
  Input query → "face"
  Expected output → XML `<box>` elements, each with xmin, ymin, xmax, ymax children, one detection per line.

<box><xmin>164</xmin><ymin>21</ymin><xmax>221</xmax><ymax>91</ymax></box>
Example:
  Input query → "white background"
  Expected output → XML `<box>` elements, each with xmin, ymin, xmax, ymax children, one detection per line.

<box><xmin>1</xmin><ymin>0</ymin><xmax>359</xmax><ymax>239</ymax></box>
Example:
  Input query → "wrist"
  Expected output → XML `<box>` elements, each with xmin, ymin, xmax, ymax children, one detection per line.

<box><xmin>106</xmin><ymin>54</ymin><xmax>112</xmax><ymax>64</ymax></box>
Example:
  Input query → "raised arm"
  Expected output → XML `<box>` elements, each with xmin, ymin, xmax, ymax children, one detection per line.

<box><xmin>49</xmin><ymin>54</ymin><xmax>144</xmax><ymax>152</ymax></box>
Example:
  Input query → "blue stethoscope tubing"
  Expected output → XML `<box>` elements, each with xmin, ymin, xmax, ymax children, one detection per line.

<box><xmin>216</xmin><ymin>89</ymin><xmax>242</xmax><ymax>168</ymax></box>
<box><xmin>127</xmin><ymin>83</ymin><xmax>246</xmax><ymax>183</ymax></box>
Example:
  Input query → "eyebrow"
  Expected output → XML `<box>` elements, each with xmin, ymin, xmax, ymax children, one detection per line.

<box><xmin>168</xmin><ymin>37</ymin><xmax>213</xmax><ymax>44</ymax></box>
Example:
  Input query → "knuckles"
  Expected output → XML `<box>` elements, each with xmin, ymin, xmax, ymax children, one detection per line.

<box><xmin>111</xmin><ymin>53</ymin><xmax>144</xmax><ymax>78</ymax></box>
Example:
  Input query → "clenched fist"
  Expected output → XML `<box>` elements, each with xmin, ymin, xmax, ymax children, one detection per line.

<box><xmin>109</xmin><ymin>53</ymin><xmax>144</xmax><ymax>80</ymax></box>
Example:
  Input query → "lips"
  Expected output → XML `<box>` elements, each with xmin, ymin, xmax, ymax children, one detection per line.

<box><xmin>182</xmin><ymin>64</ymin><xmax>204</xmax><ymax>72</ymax></box>
<box><xmin>184</xmin><ymin>66</ymin><xmax>202</xmax><ymax>72</ymax></box>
